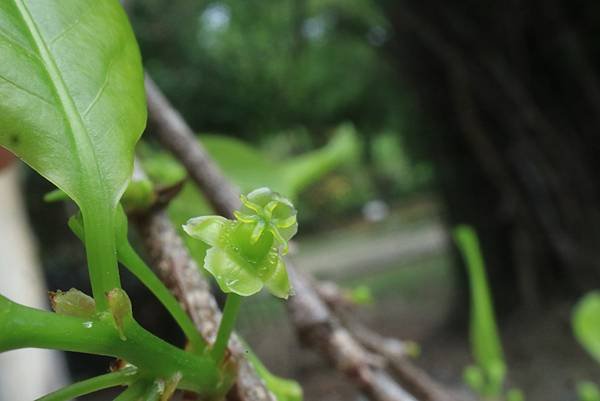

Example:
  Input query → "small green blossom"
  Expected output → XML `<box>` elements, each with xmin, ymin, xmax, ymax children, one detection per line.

<box><xmin>183</xmin><ymin>187</ymin><xmax>298</xmax><ymax>299</ymax></box>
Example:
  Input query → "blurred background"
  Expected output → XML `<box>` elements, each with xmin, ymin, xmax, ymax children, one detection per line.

<box><xmin>2</xmin><ymin>0</ymin><xmax>600</xmax><ymax>400</ymax></box>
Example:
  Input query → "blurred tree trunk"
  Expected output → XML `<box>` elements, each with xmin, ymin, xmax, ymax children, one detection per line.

<box><xmin>379</xmin><ymin>0</ymin><xmax>600</xmax><ymax>312</ymax></box>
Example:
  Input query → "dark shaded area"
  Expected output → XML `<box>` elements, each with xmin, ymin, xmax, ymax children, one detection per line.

<box><xmin>379</xmin><ymin>0</ymin><xmax>600</xmax><ymax>312</ymax></box>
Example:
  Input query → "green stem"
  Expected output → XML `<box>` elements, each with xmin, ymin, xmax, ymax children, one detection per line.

<box><xmin>0</xmin><ymin>295</ymin><xmax>219</xmax><ymax>394</ymax></box>
<box><xmin>81</xmin><ymin>205</ymin><xmax>120</xmax><ymax>311</ymax></box>
<box><xmin>113</xmin><ymin>381</ymin><xmax>148</xmax><ymax>401</ymax></box>
<box><xmin>66</xmin><ymin>208</ymin><xmax>206</xmax><ymax>351</ymax></box>
<box><xmin>118</xmin><ymin>243</ymin><xmax>206</xmax><ymax>352</ymax></box>
<box><xmin>211</xmin><ymin>293</ymin><xmax>242</xmax><ymax>363</ymax></box>
<box><xmin>35</xmin><ymin>367</ymin><xmax>138</xmax><ymax>401</ymax></box>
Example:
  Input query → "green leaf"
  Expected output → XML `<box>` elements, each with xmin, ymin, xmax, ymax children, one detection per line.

<box><xmin>0</xmin><ymin>0</ymin><xmax>146</xmax><ymax>309</ymax></box>
<box><xmin>454</xmin><ymin>225</ymin><xmax>506</xmax><ymax>397</ymax></box>
<box><xmin>0</xmin><ymin>0</ymin><xmax>146</xmax><ymax>207</ymax></box>
<box><xmin>573</xmin><ymin>291</ymin><xmax>600</xmax><ymax>364</ymax></box>
<box><xmin>281</xmin><ymin>123</ymin><xmax>359</xmax><ymax>195</ymax></box>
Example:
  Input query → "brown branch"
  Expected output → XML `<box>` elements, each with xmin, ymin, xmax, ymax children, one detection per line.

<box><xmin>145</xmin><ymin>75</ymin><xmax>240</xmax><ymax>218</ymax></box>
<box><xmin>142</xmin><ymin>73</ymin><xmax>458</xmax><ymax>401</ymax></box>
<box><xmin>287</xmin><ymin>268</ymin><xmax>416</xmax><ymax>401</ymax></box>
<box><xmin>316</xmin><ymin>282</ymin><xmax>460</xmax><ymax>401</ymax></box>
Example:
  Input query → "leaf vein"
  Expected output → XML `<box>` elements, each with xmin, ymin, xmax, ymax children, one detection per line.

<box><xmin>48</xmin><ymin>3</ymin><xmax>97</xmax><ymax>46</ymax></box>
<box><xmin>0</xmin><ymin>25</ymin><xmax>40</xmax><ymax>61</ymax></box>
<box><xmin>0</xmin><ymin>74</ymin><xmax>53</xmax><ymax>106</ymax></box>
<box><xmin>83</xmin><ymin>56</ymin><xmax>115</xmax><ymax>117</ymax></box>
<box><xmin>12</xmin><ymin>0</ymin><xmax>108</xmax><ymax>203</ymax></box>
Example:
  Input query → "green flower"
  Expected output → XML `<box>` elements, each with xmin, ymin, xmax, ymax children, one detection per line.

<box><xmin>183</xmin><ymin>188</ymin><xmax>297</xmax><ymax>299</ymax></box>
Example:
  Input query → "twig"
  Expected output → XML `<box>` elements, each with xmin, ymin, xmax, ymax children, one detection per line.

<box><xmin>316</xmin><ymin>282</ymin><xmax>460</xmax><ymax>401</ymax></box>
<box><xmin>145</xmin><ymin>75</ymin><xmax>240</xmax><ymax>218</ymax></box>
<box><xmin>287</xmin><ymin>267</ymin><xmax>416</xmax><ymax>401</ymax></box>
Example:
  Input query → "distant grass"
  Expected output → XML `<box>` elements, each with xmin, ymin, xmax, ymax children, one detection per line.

<box><xmin>342</xmin><ymin>252</ymin><xmax>452</xmax><ymax>301</ymax></box>
<box><xmin>237</xmin><ymin>250</ymin><xmax>453</xmax><ymax>334</ymax></box>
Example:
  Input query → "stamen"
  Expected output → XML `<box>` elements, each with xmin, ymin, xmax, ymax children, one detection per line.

<box><xmin>275</xmin><ymin>215</ymin><xmax>297</xmax><ymax>229</ymax></box>
<box><xmin>270</xmin><ymin>227</ymin><xmax>289</xmax><ymax>255</ymax></box>
<box><xmin>250</xmin><ymin>220</ymin><xmax>266</xmax><ymax>244</ymax></box>
<box><xmin>264</xmin><ymin>200</ymin><xmax>279</xmax><ymax>219</ymax></box>
<box><xmin>240</xmin><ymin>195</ymin><xmax>262</xmax><ymax>213</ymax></box>
<box><xmin>234</xmin><ymin>210</ymin><xmax>259</xmax><ymax>223</ymax></box>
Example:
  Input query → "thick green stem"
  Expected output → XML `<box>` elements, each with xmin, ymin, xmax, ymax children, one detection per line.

<box><xmin>118</xmin><ymin>243</ymin><xmax>206</xmax><ymax>352</ymax></box>
<box><xmin>81</xmin><ymin>204</ymin><xmax>120</xmax><ymax>311</ymax></box>
<box><xmin>0</xmin><ymin>295</ymin><xmax>220</xmax><ymax>394</ymax></box>
<box><xmin>211</xmin><ymin>293</ymin><xmax>242</xmax><ymax>363</ymax></box>
<box><xmin>67</xmin><ymin>208</ymin><xmax>206</xmax><ymax>351</ymax></box>
<box><xmin>35</xmin><ymin>367</ymin><xmax>138</xmax><ymax>401</ymax></box>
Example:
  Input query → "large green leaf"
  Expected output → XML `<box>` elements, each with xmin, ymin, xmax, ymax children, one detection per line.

<box><xmin>0</xmin><ymin>1</ymin><xmax>146</xmax><ymax>309</ymax></box>
<box><xmin>0</xmin><ymin>0</ymin><xmax>146</xmax><ymax>208</ymax></box>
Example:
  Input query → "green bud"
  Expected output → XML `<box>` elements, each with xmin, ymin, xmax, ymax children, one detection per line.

<box><xmin>463</xmin><ymin>365</ymin><xmax>484</xmax><ymax>393</ymax></box>
<box><xmin>49</xmin><ymin>288</ymin><xmax>95</xmax><ymax>319</ymax></box>
<box><xmin>121</xmin><ymin>178</ymin><xmax>156</xmax><ymax>212</ymax></box>
<box><xmin>486</xmin><ymin>359</ymin><xmax>506</xmax><ymax>396</ymax></box>
<box><xmin>403</xmin><ymin>341</ymin><xmax>421</xmax><ymax>358</ymax></box>
<box><xmin>107</xmin><ymin>288</ymin><xmax>133</xmax><ymax>341</ymax></box>
<box><xmin>349</xmin><ymin>285</ymin><xmax>374</xmax><ymax>306</ymax></box>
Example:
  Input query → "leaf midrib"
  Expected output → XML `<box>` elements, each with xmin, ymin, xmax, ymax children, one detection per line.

<box><xmin>12</xmin><ymin>0</ymin><xmax>107</xmax><ymax>205</ymax></box>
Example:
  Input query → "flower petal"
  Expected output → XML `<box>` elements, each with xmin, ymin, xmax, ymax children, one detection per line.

<box><xmin>264</xmin><ymin>258</ymin><xmax>292</xmax><ymax>299</ymax></box>
<box><xmin>183</xmin><ymin>216</ymin><xmax>228</xmax><ymax>247</ymax></box>
<box><xmin>204</xmin><ymin>248</ymin><xmax>263</xmax><ymax>296</ymax></box>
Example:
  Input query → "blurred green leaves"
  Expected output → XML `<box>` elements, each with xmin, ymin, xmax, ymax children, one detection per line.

<box><xmin>573</xmin><ymin>292</ymin><xmax>600</xmax><ymax>401</ymax></box>
<box><xmin>573</xmin><ymin>291</ymin><xmax>600</xmax><ymax>364</ymax></box>
<box><xmin>139</xmin><ymin>125</ymin><xmax>358</xmax><ymax>264</ymax></box>
<box><xmin>578</xmin><ymin>382</ymin><xmax>600</xmax><ymax>401</ymax></box>
<box><xmin>131</xmin><ymin>0</ymin><xmax>397</xmax><ymax>135</ymax></box>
